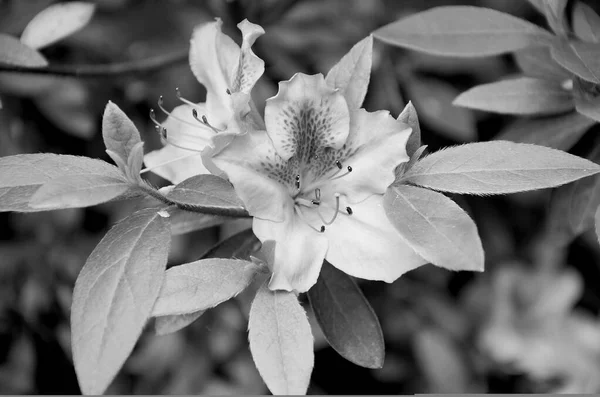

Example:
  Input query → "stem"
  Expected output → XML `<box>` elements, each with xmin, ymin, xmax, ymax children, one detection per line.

<box><xmin>0</xmin><ymin>49</ymin><xmax>188</xmax><ymax>77</ymax></box>
<box><xmin>138</xmin><ymin>183</ymin><xmax>251</xmax><ymax>218</ymax></box>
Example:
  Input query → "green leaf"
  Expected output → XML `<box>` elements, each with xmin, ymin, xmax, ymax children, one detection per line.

<box><xmin>71</xmin><ymin>208</ymin><xmax>171</xmax><ymax>395</ymax></box>
<box><xmin>307</xmin><ymin>261</ymin><xmax>384</xmax><ymax>369</ymax></box>
<box><xmin>154</xmin><ymin>311</ymin><xmax>204</xmax><ymax>336</ymax></box>
<box><xmin>0</xmin><ymin>154</ymin><xmax>124</xmax><ymax>212</ymax></box>
<box><xmin>572</xmin><ymin>2</ymin><xmax>600</xmax><ymax>43</ymax></box>
<box><xmin>495</xmin><ymin>112</ymin><xmax>594</xmax><ymax>150</ymax></box>
<box><xmin>551</xmin><ymin>40</ymin><xmax>600</xmax><ymax>84</ymax></box>
<box><xmin>29</xmin><ymin>174</ymin><xmax>130</xmax><ymax>210</ymax></box>
<box><xmin>513</xmin><ymin>47</ymin><xmax>571</xmax><ymax>81</ymax></box>
<box><xmin>151</xmin><ymin>259</ymin><xmax>259</xmax><ymax>317</ymax></box>
<box><xmin>102</xmin><ymin>101</ymin><xmax>142</xmax><ymax>174</ymax></box>
<box><xmin>453</xmin><ymin>77</ymin><xmax>574</xmax><ymax>115</ymax></box>
<box><xmin>325</xmin><ymin>35</ymin><xmax>373</xmax><ymax>109</ymax></box>
<box><xmin>168</xmin><ymin>208</ymin><xmax>226</xmax><ymax>236</ymax></box>
<box><xmin>373</xmin><ymin>6</ymin><xmax>553</xmax><ymax>57</ymax></box>
<box><xmin>200</xmin><ymin>227</ymin><xmax>261</xmax><ymax>260</ymax></box>
<box><xmin>384</xmin><ymin>185</ymin><xmax>483</xmax><ymax>272</ymax></box>
<box><xmin>398</xmin><ymin>101</ymin><xmax>421</xmax><ymax>157</ymax></box>
<box><xmin>20</xmin><ymin>2</ymin><xmax>95</xmax><ymax>50</ymax></box>
<box><xmin>549</xmin><ymin>146</ymin><xmax>600</xmax><ymax>238</ymax></box>
<box><xmin>403</xmin><ymin>141</ymin><xmax>600</xmax><ymax>195</ymax></box>
<box><xmin>595</xmin><ymin>205</ymin><xmax>600</xmax><ymax>244</ymax></box>
<box><xmin>574</xmin><ymin>78</ymin><xmax>600</xmax><ymax>122</ymax></box>
<box><xmin>541</xmin><ymin>0</ymin><xmax>569</xmax><ymax>36</ymax></box>
<box><xmin>166</xmin><ymin>174</ymin><xmax>248</xmax><ymax>216</ymax></box>
<box><xmin>406</xmin><ymin>77</ymin><xmax>476</xmax><ymax>141</ymax></box>
<box><xmin>0</xmin><ymin>33</ymin><xmax>47</xmax><ymax>66</ymax></box>
<box><xmin>248</xmin><ymin>281</ymin><xmax>314</xmax><ymax>395</ymax></box>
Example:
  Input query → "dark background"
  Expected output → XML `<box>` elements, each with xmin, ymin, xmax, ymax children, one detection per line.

<box><xmin>1</xmin><ymin>0</ymin><xmax>600</xmax><ymax>394</ymax></box>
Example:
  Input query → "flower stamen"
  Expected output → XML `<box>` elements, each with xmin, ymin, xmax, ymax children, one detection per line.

<box><xmin>316</xmin><ymin>193</ymin><xmax>341</xmax><ymax>225</ymax></box>
<box><xmin>294</xmin><ymin>205</ymin><xmax>325</xmax><ymax>233</ymax></box>
<box><xmin>191</xmin><ymin>109</ymin><xmax>222</xmax><ymax>134</ymax></box>
<box><xmin>346</xmin><ymin>206</ymin><xmax>353</xmax><ymax>215</ymax></box>
<box><xmin>156</xmin><ymin>96</ymin><xmax>199</xmax><ymax>128</ymax></box>
<box><xmin>295</xmin><ymin>174</ymin><xmax>301</xmax><ymax>189</ymax></box>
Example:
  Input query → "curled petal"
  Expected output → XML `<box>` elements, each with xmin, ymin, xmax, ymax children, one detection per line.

<box><xmin>265</xmin><ymin>73</ymin><xmax>350</xmax><ymax>162</ymax></box>
<box><xmin>232</xmin><ymin>19</ymin><xmax>265</xmax><ymax>94</ymax></box>
<box><xmin>253</xmin><ymin>202</ymin><xmax>328</xmax><ymax>292</ymax></box>
<box><xmin>320</xmin><ymin>109</ymin><xmax>411</xmax><ymax>204</ymax></box>
<box><xmin>325</xmin><ymin>195</ymin><xmax>427</xmax><ymax>282</ymax></box>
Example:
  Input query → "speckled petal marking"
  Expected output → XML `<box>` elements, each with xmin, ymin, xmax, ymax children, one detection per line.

<box><xmin>232</xmin><ymin>20</ymin><xmax>265</xmax><ymax>94</ymax></box>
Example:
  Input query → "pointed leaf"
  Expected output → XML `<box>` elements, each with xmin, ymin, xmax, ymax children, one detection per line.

<box><xmin>551</xmin><ymin>40</ymin><xmax>600</xmax><ymax>84</ymax></box>
<box><xmin>307</xmin><ymin>261</ymin><xmax>384</xmax><ymax>369</ymax></box>
<box><xmin>574</xmin><ymin>78</ymin><xmax>600</xmax><ymax>122</ymax></box>
<box><xmin>0</xmin><ymin>33</ymin><xmax>47</xmax><ymax>66</ymax></box>
<box><xmin>595</xmin><ymin>206</ymin><xmax>600</xmax><ymax>244</ymax></box>
<box><xmin>572</xmin><ymin>2</ymin><xmax>600</xmax><ymax>43</ymax></box>
<box><xmin>248</xmin><ymin>281</ymin><xmax>314</xmax><ymax>395</ymax></box>
<box><xmin>102</xmin><ymin>101</ymin><xmax>142</xmax><ymax>171</ymax></box>
<box><xmin>154</xmin><ymin>311</ymin><xmax>204</xmax><ymax>336</ymax></box>
<box><xmin>495</xmin><ymin>112</ymin><xmax>594</xmax><ymax>150</ymax></box>
<box><xmin>151</xmin><ymin>259</ymin><xmax>259</xmax><ymax>317</ymax></box>
<box><xmin>20</xmin><ymin>2</ymin><xmax>95</xmax><ymax>50</ymax></box>
<box><xmin>166</xmin><ymin>174</ymin><xmax>248</xmax><ymax>216</ymax></box>
<box><xmin>398</xmin><ymin>101</ymin><xmax>421</xmax><ymax>157</ymax></box>
<box><xmin>374</xmin><ymin>6</ymin><xmax>553</xmax><ymax>57</ymax></box>
<box><xmin>168</xmin><ymin>208</ymin><xmax>226</xmax><ymax>236</ymax></box>
<box><xmin>71</xmin><ymin>208</ymin><xmax>171</xmax><ymax>395</ymax></box>
<box><xmin>384</xmin><ymin>185</ymin><xmax>483</xmax><ymax>272</ymax></box>
<box><xmin>406</xmin><ymin>77</ymin><xmax>476</xmax><ymax>140</ymax></box>
<box><xmin>403</xmin><ymin>141</ymin><xmax>600</xmax><ymax>195</ymax></box>
<box><xmin>200</xmin><ymin>227</ymin><xmax>261</xmax><ymax>260</ymax></box>
<box><xmin>542</xmin><ymin>0</ymin><xmax>569</xmax><ymax>36</ymax></box>
<box><xmin>325</xmin><ymin>35</ymin><xmax>373</xmax><ymax>109</ymax></box>
<box><xmin>453</xmin><ymin>77</ymin><xmax>574</xmax><ymax>115</ymax></box>
<box><xmin>513</xmin><ymin>47</ymin><xmax>571</xmax><ymax>81</ymax></box>
<box><xmin>0</xmin><ymin>154</ymin><xmax>124</xmax><ymax>212</ymax></box>
<box><xmin>29</xmin><ymin>174</ymin><xmax>131</xmax><ymax>210</ymax></box>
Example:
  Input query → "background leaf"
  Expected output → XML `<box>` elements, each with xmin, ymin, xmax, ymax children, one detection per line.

<box><xmin>325</xmin><ymin>35</ymin><xmax>372</xmax><ymax>109</ymax></box>
<box><xmin>248</xmin><ymin>281</ymin><xmax>314</xmax><ymax>395</ymax></box>
<box><xmin>0</xmin><ymin>33</ymin><xmax>47</xmax><ymax>66</ymax></box>
<box><xmin>595</xmin><ymin>206</ymin><xmax>600</xmax><ymax>244</ymax></box>
<box><xmin>398</xmin><ymin>101</ymin><xmax>421</xmax><ymax>157</ymax></box>
<box><xmin>0</xmin><ymin>154</ymin><xmax>124</xmax><ymax>212</ymax></box>
<box><xmin>166</xmin><ymin>174</ymin><xmax>247</xmax><ymax>214</ymax></box>
<box><xmin>453</xmin><ymin>77</ymin><xmax>574</xmax><ymax>115</ymax></box>
<box><xmin>551</xmin><ymin>40</ymin><xmax>600</xmax><ymax>84</ymax></box>
<box><xmin>373</xmin><ymin>6</ymin><xmax>552</xmax><ymax>57</ymax></box>
<box><xmin>403</xmin><ymin>141</ymin><xmax>600</xmax><ymax>195</ymax></box>
<box><xmin>20</xmin><ymin>2</ymin><xmax>95</xmax><ymax>50</ymax></box>
<box><xmin>168</xmin><ymin>208</ymin><xmax>226</xmax><ymax>236</ymax></box>
<box><xmin>151</xmin><ymin>259</ymin><xmax>259</xmax><ymax>317</ymax></box>
<box><xmin>200</xmin><ymin>227</ymin><xmax>261</xmax><ymax>260</ymax></box>
<box><xmin>513</xmin><ymin>47</ymin><xmax>571</xmax><ymax>81</ymax></box>
<box><xmin>154</xmin><ymin>311</ymin><xmax>204</xmax><ymax>336</ymax></box>
<box><xmin>102</xmin><ymin>101</ymin><xmax>142</xmax><ymax>170</ymax></box>
<box><xmin>307</xmin><ymin>261</ymin><xmax>384</xmax><ymax>369</ymax></box>
<box><xmin>494</xmin><ymin>112</ymin><xmax>594</xmax><ymax>150</ymax></box>
<box><xmin>29</xmin><ymin>174</ymin><xmax>130</xmax><ymax>210</ymax></box>
<box><xmin>71</xmin><ymin>208</ymin><xmax>171</xmax><ymax>395</ymax></box>
<box><xmin>384</xmin><ymin>185</ymin><xmax>484</xmax><ymax>272</ymax></box>
<box><xmin>572</xmin><ymin>2</ymin><xmax>600</xmax><ymax>43</ymax></box>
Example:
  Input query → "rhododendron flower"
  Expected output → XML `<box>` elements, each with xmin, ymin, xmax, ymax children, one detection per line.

<box><xmin>211</xmin><ymin>72</ymin><xmax>427</xmax><ymax>292</ymax></box>
<box><xmin>144</xmin><ymin>18</ymin><xmax>264</xmax><ymax>184</ymax></box>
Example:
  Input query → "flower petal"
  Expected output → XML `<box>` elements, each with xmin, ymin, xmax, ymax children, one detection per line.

<box><xmin>253</xmin><ymin>201</ymin><xmax>328</xmax><ymax>292</ymax></box>
<box><xmin>324</xmin><ymin>194</ymin><xmax>427</xmax><ymax>282</ymax></box>
<box><xmin>211</xmin><ymin>129</ymin><xmax>292</xmax><ymax>222</ymax></box>
<box><xmin>189</xmin><ymin>18</ymin><xmax>240</xmax><ymax>126</ymax></box>
<box><xmin>264</xmin><ymin>73</ymin><xmax>350</xmax><ymax>162</ymax></box>
<box><xmin>320</xmin><ymin>109</ymin><xmax>411</xmax><ymax>204</ymax></box>
<box><xmin>232</xmin><ymin>19</ymin><xmax>265</xmax><ymax>94</ymax></box>
<box><xmin>144</xmin><ymin>144</ymin><xmax>207</xmax><ymax>184</ymax></box>
<box><xmin>161</xmin><ymin>103</ymin><xmax>213</xmax><ymax>151</ymax></box>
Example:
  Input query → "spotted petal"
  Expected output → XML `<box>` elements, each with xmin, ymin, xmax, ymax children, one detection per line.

<box><xmin>264</xmin><ymin>73</ymin><xmax>350</xmax><ymax>162</ymax></box>
<box><xmin>253</xmin><ymin>200</ymin><xmax>328</xmax><ymax>292</ymax></box>
<box><xmin>319</xmin><ymin>109</ymin><xmax>411</xmax><ymax>204</ymax></box>
<box><xmin>232</xmin><ymin>20</ymin><xmax>265</xmax><ymax>94</ymax></box>
<box><xmin>324</xmin><ymin>194</ymin><xmax>427</xmax><ymax>282</ymax></box>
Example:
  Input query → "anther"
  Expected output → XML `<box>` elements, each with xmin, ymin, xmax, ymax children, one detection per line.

<box><xmin>311</xmin><ymin>200</ymin><xmax>320</xmax><ymax>206</ymax></box>
<box><xmin>295</xmin><ymin>174</ymin><xmax>301</xmax><ymax>189</ymax></box>
<box><xmin>226</xmin><ymin>88</ymin><xmax>231</xmax><ymax>95</ymax></box>
<box><xmin>335</xmin><ymin>160</ymin><xmax>342</xmax><ymax>169</ymax></box>
<box><xmin>202</xmin><ymin>115</ymin><xmax>209</xmax><ymax>124</ymax></box>
<box><xmin>315</xmin><ymin>188</ymin><xmax>321</xmax><ymax>201</ymax></box>
<box><xmin>320</xmin><ymin>226</ymin><xmax>325</xmax><ymax>232</ymax></box>
<box><xmin>346</xmin><ymin>206</ymin><xmax>353</xmax><ymax>215</ymax></box>
<box><xmin>347</xmin><ymin>166</ymin><xmax>353</xmax><ymax>172</ymax></box>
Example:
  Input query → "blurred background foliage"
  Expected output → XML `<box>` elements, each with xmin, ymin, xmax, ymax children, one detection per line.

<box><xmin>1</xmin><ymin>0</ymin><xmax>600</xmax><ymax>394</ymax></box>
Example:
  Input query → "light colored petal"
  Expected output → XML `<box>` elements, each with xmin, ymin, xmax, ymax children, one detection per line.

<box><xmin>324</xmin><ymin>194</ymin><xmax>427</xmax><ymax>282</ymax></box>
<box><xmin>264</xmin><ymin>73</ymin><xmax>350</xmax><ymax>162</ymax></box>
<box><xmin>144</xmin><ymin>145</ymin><xmax>207</xmax><ymax>184</ymax></box>
<box><xmin>211</xmin><ymin>129</ymin><xmax>292</xmax><ymax>222</ymax></box>
<box><xmin>232</xmin><ymin>19</ymin><xmax>265</xmax><ymax>94</ymax></box>
<box><xmin>161</xmin><ymin>103</ymin><xmax>213</xmax><ymax>151</ymax></box>
<box><xmin>189</xmin><ymin>18</ymin><xmax>240</xmax><ymax>126</ymax></box>
<box><xmin>253</xmin><ymin>201</ymin><xmax>328</xmax><ymax>292</ymax></box>
<box><xmin>320</xmin><ymin>109</ymin><xmax>411</xmax><ymax>204</ymax></box>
